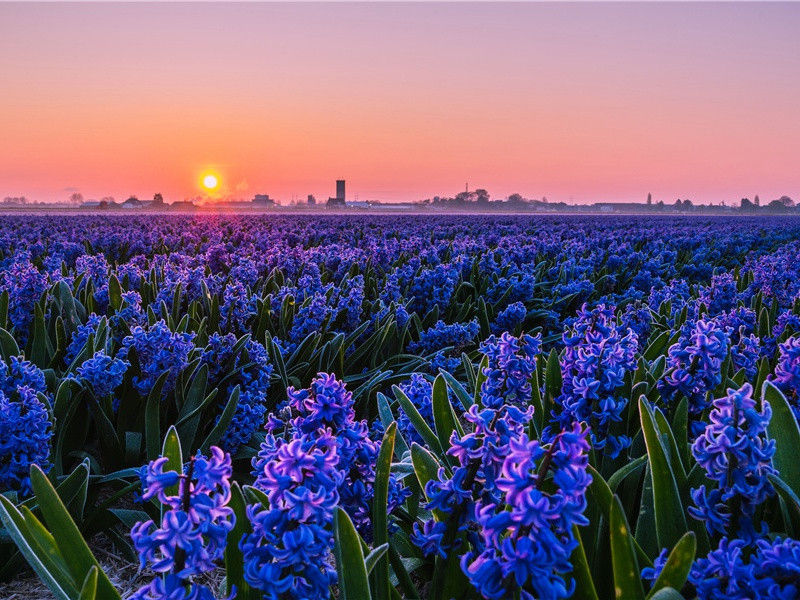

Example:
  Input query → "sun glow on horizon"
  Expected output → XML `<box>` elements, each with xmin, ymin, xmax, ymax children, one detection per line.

<box><xmin>202</xmin><ymin>173</ymin><xmax>219</xmax><ymax>191</ymax></box>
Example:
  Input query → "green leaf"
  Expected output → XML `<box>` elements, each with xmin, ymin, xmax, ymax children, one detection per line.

<box><xmin>161</xmin><ymin>426</ymin><xmax>183</xmax><ymax>497</ymax></box>
<box><xmin>431</xmin><ymin>374</ymin><xmax>463</xmax><ymax>452</ymax></box>
<box><xmin>647</xmin><ymin>532</ymin><xmax>695</xmax><ymax>598</ymax></box>
<box><xmin>609</xmin><ymin>495</ymin><xmax>645</xmax><ymax>600</ymax></box>
<box><xmin>607</xmin><ymin>456</ymin><xmax>647</xmax><ymax>492</ymax></box>
<box><xmin>0</xmin><ymin>327</ymin><xmax>20</xmax><ymax>359</ymax></box>
<box><xmin>768</xmin><ymin>474</ymin><xmax>800</xmax><ymax>537</ymax></box>
<box><xmin>225</xmin><ymin>483</ymin><xmax>258</xmax><ymax>600</ymax></box>
<box><xmin>372</xmin><ymin>422</ymin><xmax>396</xmax><ymax>600</ymax></box>
<box><xmin>639</xmin><ymin>396</ymin><xmax>687</xmax><ymax>550</ymax></box>
<box><xmin>78</xmin><ymin>566</ymin><xmax>98</xmax><ymax>600</ymax></box>
<box><xmin>29</xmin><ymin>466</ymin><xmax>120</xmax><ymax>599</ymax></box>
<box><xmin>334</xmin><ymin>507</ymin><xmax>372</xmax><ymax>600</ymax></box>
<box><xmin>570</xmin><ymin>525</ymin><xmax>599</xmax><ymax>600</ymax></box>
<box><xmin>764</xmin><ymin>381</ymin><xmax>800</xmax><ymax>496</ymax></box>
<box><xmin>0</xmin><ymin>496</ymin><xmax>77</xmax><ymax>600</ymax></box>
<box><xmin>145</xmin><ymin>370</ymin><xmax>170</xmax><ymax>460</ymax></box>
<box><xmin>411</xmin><ymin>442</ymin><xmax>443</xmax><ymax>508</ymax></box>
<box><xmin>200</xmin><ymin>385</ymin><xmax>241</xmax><ymax>453</ymax></box>
<box><xmin>393</xmin><ymin>385</ymin><xmax>443</xmax><ymax>457</ymax></box>
<box><xmin>648</xmin><ymin>589</ymin><xmax>685</xmax><ymax>600</ymax></box>
<box><xmin>544</xmin><ymin>348</ymin><xmax>562</xmax><ymax>410</ymax></box>
<box><xmin>437</xmin><ymin>368</ymin><xmax>473</xmax><ymax>410</ymax></box>
<box><xmin>365</xmin><ymin>543</ymin><xmax>389</xmax><ymax>575</ymax></box>
<box><xmin>108</xmin><ymin>275</ymin><xmax>122</xmax><ymax>312</ymax></box>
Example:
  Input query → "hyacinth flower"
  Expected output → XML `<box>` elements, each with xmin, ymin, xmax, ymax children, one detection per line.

<box><xmin>0</xmin><ymin>354</ymin><xmax>48</xmax><ymax>397</ymax></box>
<box><xmin>73</xmin><ymin>350</ymin><xmax>130</xmax><ymax>409</ymax></box>
<box><xmin>396</xmin><ymin>373</ymin><xmax>434</xmax><ymax>446</ymax></box>
<box><xmin>201</xmin><ymin>333</ymin><xmax>274</xmax><ymax>454</ymax></box>
<box><xmin>0</xmin><ymin>386</ymin><xmax>52</xmax><ymax>495</ymax></box>
<box><xmin>491</xmin><ymin>301</ymin><xmax>527</xmax><ymax>335</ymax></box>
<box><xmin>770</xmin><ymin>336</ymin><xmax>800</xmax><ymax>420</ymax></box>
<box><xmin>407</xmin><ymin>319</ymin><xmax>480</xmax><ymax>373</ymax></box>
<box><xmin>118</xmin><ymin>320</ymin><xmax>196</xmax><ymax>398</ymax></box>
<box><xmin>689</xmin><ymin>383</ymin><xmax>776</xmax><ymax>543</ymax></box>
<box><xmin>460</xmin><ymin>423</ymin><xmax>592</xmax><ymax>600</ymax></box>
<box><xmin>552</xmin><ymin>304</ymin><xmax>638</xmax><ymax>458</ymax></box>
<box><xmin>685</xmin><ymin>536</ymin><xmax>800</xmax><ymax>599</ymax></box>
<box><xmin>730</xmin><ymin>331</ymin><xmax>760</xmax><ymax>380</ymax></box>
<box><xmin>479</xmin><ymin>331</ymin><xmax>542</xmax><ymax>410</ymax></box>
<box><xmin>242</xmin><ymin>431</ymin><xmax>342</xmax><ymax>599</ymax></box>
<box><xmin>65</xmin><ymin>313</ymin><xmax>104</xmax><ymax>364</ymax></box>
<box><xmin>412</xmin><ymin>402</ymin><xmax>534</xmax><ymax>562</ymax></box>
<box><xmin>0</xmin><ymin>260</ymin><xmax>48</xmax><ymax>344</ymax></box>
<box><xmin>658</xmin><ymin>318</ymin><xmax>729</xmax><ymax>437</ymax></box>
<box><xmin>256</xmin><ymin>373</ymin><xmax>407</xmax><ymax>537</ymax></box>
<box><xmin>130</xmin><ymin>447</ymin><xmax>235</xmax><ymax>600</ymax></box>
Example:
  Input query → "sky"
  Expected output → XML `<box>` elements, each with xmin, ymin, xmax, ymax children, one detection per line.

<box><xmin>1</xmin><ymin>2</ymin><xmax>799</xmax><ymax>205</ymax></box>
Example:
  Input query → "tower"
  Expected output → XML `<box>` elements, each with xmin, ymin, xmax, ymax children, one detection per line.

<box><xmin>336</xmin><ymin>180</ymin><xmax>346</xmax><ymax>202</ymax></box>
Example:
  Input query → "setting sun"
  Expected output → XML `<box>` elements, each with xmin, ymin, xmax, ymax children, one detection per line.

<box><xmin>202</xmin><ymin>174</ymin><xmax>219</xmax><ymax>191</ymax></box>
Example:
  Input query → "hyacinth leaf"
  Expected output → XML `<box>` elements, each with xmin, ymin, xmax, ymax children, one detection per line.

<box><xmin>242</xmin><ymin>484</ymin><xmax>271</xmax><ymax>509</ymax></box>
<box><xmin>334</xmin><ymin>507</ymin><xmax>372</xmax><ymax>600</ymax></box>
<box><xmin>544</xmin><ymin>348</ymin><xmax>562</xmax><ymax>409</ymax></box>
<box><xmin>0</xmin><ymin>327</ymin><xmax>20</xmax><ymax>359</ymax></box>
<box><xmin>364</xmin><ymin>543</ymin><xmax>389</xmax><ymax>575</ymax></box>
<box><xmin>754</xmin><ymin>357</ymin><xmax>770</xmax><ymax>399</ymax></box>
<box><xmin>432</xmin><ymin>374</ymin><xmax>463</xmax><ymax>451</ymax></box>
<box><xmin>373</xmin><ymin>421</ymin><xmax>397</xmax><ymax>600</ymax></box>
<box><xmin>609</xmin><ymin>495</ymin><xmax>646</xmax><ymax>600</ymax></box>
<box><xmin>410</xmin><ymin>443</ymin><xmax>447</xmax><ymax>519</ymax></box>
<box><xmin>763</xmin><ymin>381</ymin><xmax>800</xmax><ymax>496</ymax></box>
<box><xmin>646</xmin><ymin>531</ymin><xmax>696</xmax><ymax>598</ymax></box>
<box><xmin>653</xmin><ymin>409</ymin><xmax>687</xmax><ymax>489</ymax></box>
<box><xmin>29</xmin><ymin>303</ymin><xmax>48</xmax><ymax>366</ymax></box>
<box><xmin>587</xmin><ymin>465</ymin><xmax>652</xmax><ymax>568</ymax></box>
<box><xmin>107</xmin><ymin>274</ymin><xmax>122</xmax><ymax>312</ymax></box>
<box><xmin>160</xmin><ymin>426</ymin><xmax>183</xmax><ymax>498</ymax></box>
<box><xmin>28</xmin><ymin>466</ymin><xmax>120</xmax><ymax>599</ymax></box>
<box><xmin>0</xmin><ymin>290</ymin><xmax>7</xmax><ymax>329</ymax></box>
<box><xmin>648</xmin><ymin>589</ymin><xmax>685</xmax><ymax>600</ymax></box>
<box><xmin>199</xmin><ymin>384</ymin><xmax>241</xmax><ymax>454</ymax></box>
<box><xmin>78</xmin><ymin>566</ymin><xmax>98</xmax><ymax>600</ymax></box>
<box><xmin>394</xmin><ymin>385</ymin><xmax>444</xmax><ymax>457</ymax></box>
<box><xmin>437</xmin><ymin>368</ymin><xmax>473</xmax><ymax>410</ymax></box>
<box><xmin>225</xmin><ymin>482</ymin><xmax>258</xmax><ymax>600</ymax></box>
<box><xmin>639</xmin><ymin>396</ymin><xmax>687</xmax><ymax>550</ymax></box>
<box><xmin>570</xmin><ymin>524</ymin><xmax>600</xmax><ymax>600</ymax></box>
<box><xmin>0</xmin><ymin>496</ymin><xmax>78</xmax><ymax>600</ymax></box>
<box><xmin>643</xmin><ymin>330</ymin><xmax>671</xmax><ymax>362</ymax></box>
<box><xmin>144</xmin><ymin>370</ymin><xmax>170</xmax><ymax>460</ymax></box>
<box><xmin>671</xmin><ymin>398</ymin><xmax>690</xmax><ymax>469</ymax></box>
<box><xmin>472</xmin><ymin>354</ymin><xmax>489</xmax><ymax>408</ymax></box>
<box><xmin>607</xmin><ymin>455</ymin><xmax>647</xmax><ymax>492</ymax></box>
<box><xmin>768</xmin><ymin>474</ymin><xmax>800</xmax><ymax>537</ymax></box>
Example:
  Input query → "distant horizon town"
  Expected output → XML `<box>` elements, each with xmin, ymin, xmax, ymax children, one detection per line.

<box><xmin>2</xmin><ymin>181</ymin><xmax>798</xmax><ymax>215</ymax></box>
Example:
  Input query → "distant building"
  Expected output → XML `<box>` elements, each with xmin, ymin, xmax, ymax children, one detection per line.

<box><xmin>336</xmin><ymin>180</ymin><xmax>346</xmax><ymax>202</ymax></box>
<box><xmin>252</xmin><ymin>194</ymin><xmax>275</xmax><ymax>207</ymax></box>
<box><xmin>121</xmin><ymin>196</ymin><xmax>144</xmax><ymax>209</ymax></box>
<box><xmin>327</xmin><ymin>197</ymin><xmax>345</xmax><ymax>208</ymax></box>
<box><xmin>307</xmin><ymin>194</ymin><xmax>316</xmax><ymax>205</ymax></box>
<box><xmin>170</xmin><ymin>200</ymin><xmax>197</xmax><ymax>210</ymax></box>
<box><xmin>327</xmin><ymin>179</ymin><xmax>347</xmax><ymax>208</ymax></box>
<box><xmin>346</xmin><ymin>201</ymin><xmax>371</xmax><ymax>209</ymax></box>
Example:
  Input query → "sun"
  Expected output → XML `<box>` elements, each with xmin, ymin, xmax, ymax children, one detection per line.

<box><xmin>202</xmin><ymin>173</ymin><xmax>219</xmax><ymax>191</ymax></box>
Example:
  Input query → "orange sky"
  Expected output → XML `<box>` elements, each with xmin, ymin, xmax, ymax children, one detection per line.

<box><xmin>1</xmin><ymin>2</ymin><xmax>799</xmax><ymax>204</ymax></box>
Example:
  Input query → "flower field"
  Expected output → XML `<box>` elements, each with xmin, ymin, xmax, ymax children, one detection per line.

<box><xmin>1</xmin><ymin>214</ymin><xmax>800</xmax><ymax>599</ymax></box>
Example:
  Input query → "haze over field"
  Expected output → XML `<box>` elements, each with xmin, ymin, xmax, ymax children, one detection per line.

<box><xmin>1</xmin><ymin>2</ymin><xmax>799</xmax><ymax>204</ymax></box>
